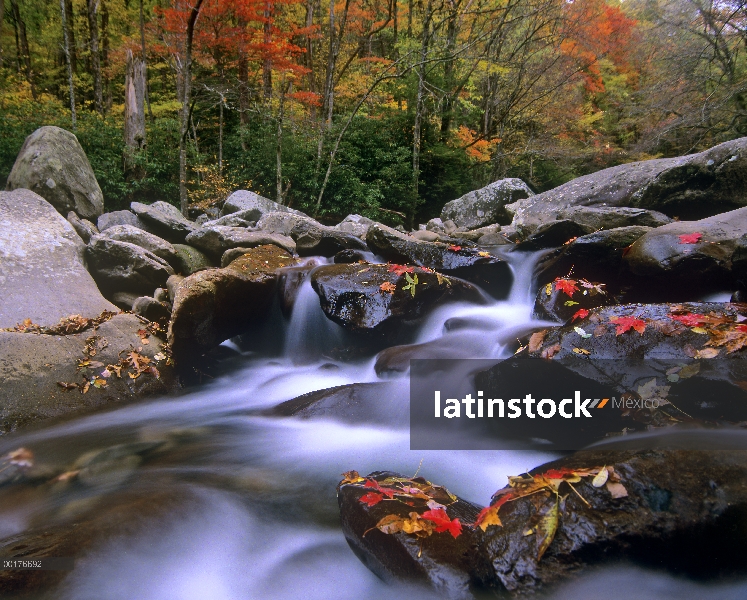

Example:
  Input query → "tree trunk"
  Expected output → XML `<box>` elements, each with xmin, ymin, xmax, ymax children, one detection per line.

<box><xmin>60</xmin><ymin>0</ymin><xmax>77</xmax><ymax>131</ymax></box>
<box><xmin>101</xmin><ymin>0</ymin><xmax>111</xmax><ymax>113</ymax></box>
<box><xmin>10</xmin><ymin>0</ymin><xmax>35</xmax><ymax>98</ymax></box>
<box><xmin>305</xmin><ymin>0</ymin><xmax>315</xmax><ymax>119</ymax></box>
<box><xmin>238</xmin><ymin>50</ymin><xmax>249</xmax><ymax>151</ymax></box>
<box><xmin>218</xmin><ymin>98</ymin><xmax>224</xmax><ymax>172</ymax></box>
<box><xmin>0</xmin><ymin>0</ymin><xmax>5</xmax><ymax>68</ymax></box>
<box><xmin>139</xmin><ymin>0</ymin><xmax>153</xmax><ymax>121</ymax></box>
<box><xmin>276</xmin><ymin>78</ymin><xmax>287</xmax><ymax>204</ymax></box>
<box><xmin>65</xmin><ymin>0</ymin><xmax>76</xmax><ymax>72</ymax></box>
<box><xmin>87</xmin><ymin>0</ymin><xmax>103</xmax><ymax>115</ymax></box>
<box><xmin>440</xmin><ymin>5</ymin><xmax>458</xmax><ymax>139</ymax></box>
<box><xmin>124</xmin><ymin>49</ymin><xmax>146</xmax><ymax>177</ymax></box>
<box><xmin>412</xmin><ymin>0</ymin><xmax>432</xmax><ymax>207</ymax></box>
<box><xmin>262</xmin><ymin>1</ymin><xmax>272</xmax><ymax>100</ymax></box>
<box><xmin>179</xmin><ymin>0</ymin><xmax>205</xmax><ymax>216</ymax></box>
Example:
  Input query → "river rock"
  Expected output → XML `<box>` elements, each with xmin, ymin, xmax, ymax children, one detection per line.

<box><xmin>365</xmin><ymin>224</ymin><xmax>513</xmax><ymax>298</ymax></box>
<box><xmin>185</xmin><ymin>226</ymin><xmax>296</xmax><ymax>259</ymax></box>
<box><xmin>335</xmin><ymin>214</ymin><xmax>374</xmax><ymax>239</ymax></box>
<box><xmin>622</xmin><ymin>206</ymin><xmax>747</xmax><ymax>290</ymax></box>
<box><xmin>130</xmin><ymin>201</ymin><xmax>196</xmax><ymax>243</ymax></box>
<box><xmin>86</xmin><ymin>237</ymin><xmax>175</xmax><ymax>295</ymax></box>
<box><xmin>507</xmin><ymin>137</ymin><xmax>747</xmax><ymax>231</ymax></box>
<box><xmin>109</xmin><ymin>291</ymin><xmax>140</xmax><ymax>311</ymax></box>
<box><xmin>132</xmin><ymin>296</ymin><xmax>171</xmax><ymax>325</ymax></box>
<box><xmin>97</xmin><ymin>210</ymin><xmax>153</xmax><ymax>233</ymax></box>
<box><xmin>441</xmin><ymin>178</ymin><xmax>534</xmax><ymax>229</ymax></box>
<box><xmin>255</xmin><ymin>211</ymin><xmax>311</xmax><ymax>236</ymax></box>
<box><xmin>558</xmin><ymin>206</ymin><xmax>673</xmax><ymax>230</ymax></box>
<box><xmin>97</xmin><ymin>224</ymin><xmax>178</xmax><ymax>267</ymax></box>
<box><xmin>172</xmin><ymin>243</ymin><xmax>214</xmax><ymax>274</ymax></box>
<box><xmin>5</xmin><ymin>126</ymin><xmax>104</xmax><ymax>219</ymax></box>
<box><xmin>0</xmin><ymin>313</ymin><xmax>178</xmax><ymax>433</ymax></box>
<box><xmin>220</xmin><ymin>190</ymin><xmax>306</xmax><ymax>219</ymax></box>
<box><xmin>168</xmin><ymin>244</ymin><xmax>298</xmax><ymax>363</ymax></box>
<box><xmin>276</xmin><ymin>260</ymin><xmax>324</xmax><ymax>316</ymax></box>
<box><xmin>66</xmin><ymin>211</ymin><xmax>99</xmax><ymax>244</ymax></box>
<box><xmin>310</xmin><ymin>264</ymin><xmax>485</xmax><ymax>338</ymax></box>
<box><xmin>202</xmin><ymin>209</ymin><xmax>259</xmax><ymax>228</ymax></box>
<box><xmin>517</xmin><ymin>219</ymin><xmax>594</xmax><ymax>250</ymax></box>
<box><xmin>0</xmin><ymin>189</ymin><xmax>116</xmax><ymax>329</ymax></box>
<box><xmin>532</xmin><ymin>277</ymin><xmax>611</xmax><ymax>323</ymax></box>
<box><xmin>291</xmin><ymin>219</ymin><xmax>368</xmax><ymax>257</ymax></box>
<box><xmin>410</xmin><ymin>230</ymin><xmax>441</xmax><ymax>242</ymax></box>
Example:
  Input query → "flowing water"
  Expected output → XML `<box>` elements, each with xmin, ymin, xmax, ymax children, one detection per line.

<box><xmin>1</xmin><ymin>251</ymin><xmax>746</xmax><ymax>599</ymax></box>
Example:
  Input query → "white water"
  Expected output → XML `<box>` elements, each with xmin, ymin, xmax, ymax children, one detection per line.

<box><xmin>1</xmin><ymin>250</ymin><xmax>744</xmax><ymax>599</ymax></box>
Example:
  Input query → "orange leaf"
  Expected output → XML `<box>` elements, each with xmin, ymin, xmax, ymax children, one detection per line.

<box><xmin>609</xmin><ymin>315</ymin><xmax>646</xmax><ymax>335</ymax></box>
<box><xmin>379</xmin><ymin>281</ymin><xmax>397</xmax><ymax>294</ymax></box>
<box><xmin>554</xmin><ymin>278</ymin><xmax>579</xmax><ymax>298</ymax></box>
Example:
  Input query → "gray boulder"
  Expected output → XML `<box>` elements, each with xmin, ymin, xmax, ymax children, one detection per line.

<box><xmin>559</xmin><ymin>206</ymin><xmax>673</xmax><ymax>231</ymax></box>
<box><xmin>172</xmin><ymin>243</ymin><xmax>215</xmax><ymax>274</ymax></box>
<box><xmin>256</xmin><ymin>211</ymin><xmax>315</xmax><ymax>236</ymax></box>
<box><xmin>97</xmin><ymin>224</ymin><xmax>178</xmax><ymax>267</ymax></box>
<box><xmin>517</xmin><ymin>219</ymin><xmax>594</xmax><ymax>250</ymax></box>
<box><xmin>132</xmin><ymin>296</ymin><xmax>171</xmax><ymax>324</ymax></box>
<box><xmin>185</xmin><ymin>226</ymin><xmax>296</xmax><ymax>259</ymax></box>
<box><xmin>441</xmin><ymin>178</ymin><xmax>534</xmax><ymax>229</ymax></box>
<box><xmin>130</xmin><ymin>201</ymin><xmax>196</xmax><ymax>243</ymax></box>
<box><xmin>97</xmin><ymin>210</ymin><xmax>154</xmax><ymax>233</ymax></box>
<box><xmin>508</xmin><ymin>137</ymin><xmax>747</xmax><ymax>231</ymax></box>
<box><xmin>291</xmin><ymin>219</ymin><xmax>368</xmax><ymax>257</ymax></box>
<box><xmin>5</xmin><ymin>126</ymin><xmax>104</xmax><ymax>219</ymax></box>
<box><xmin>109</xmin><ymin>291</ymin><xmax>140</xmax><ymax>311</ymax></box>
<box><xmin>335</xmin><ymin>214</ymin><xmax>374</xmax><ymax>239</ymax></box>
<box><xmin>66</xmin><ymin>211</ymin><xmax>99</xmax><ymax>244</ymax></box>
<box><xmin>86</xmin><ymin>236</ymin><xmax>174</xmax><ymax>294</ymax></box>
<box><xmin>0</xmin><ymin>189</ymin><xmax>116</xmax><ymax>329</ymax></box>
<box><xmin>220</xmin><ymin>190</ymin><xmax>306</xmax><ymax>219</ymax></box>
<box><xmin>202</xmin><ymin>209</ymin><xmax>259</xmax><ymax>228</ymax></box>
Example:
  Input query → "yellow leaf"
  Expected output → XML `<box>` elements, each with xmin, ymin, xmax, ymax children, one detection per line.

<box><xmin>592</xmin><ymin>467</ymin><xmax>608</xmax><ymax>488</ymax></box>
<box><xmin>691</xmin><ymin>327</ymin><xmax>708</xmax><ymax>334</ymax></box>
<box><xmin>573</xmin><ymin>347</ymin><xmax>590</xmax><ymax>355</ymax></box>
<box><xmin>545</xmin><ymin>283</ymin><xmax>553</xmax><ymax>296</ymax></box>
<box><xmin>536</xmin><ymin>500</ymin><xmax>560</xmax><ymax>561</ymax></box>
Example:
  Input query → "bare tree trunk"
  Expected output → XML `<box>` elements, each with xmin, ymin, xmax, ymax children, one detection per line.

<box><xmin>65</xmin><ymin>0</ymin><xmax>76</xmax><ymax>72</ymax></box>
<box><xmin>440</xmin><ymin>3</ymin><xmax>459</xmax><ymax>139</ymax></box>
<box><xmin>305</xmin><ymin>0</ymin><xmax>315</xmax><ymax>119</ymax></box>
<box><xmin>262</xmin><ymin>1</ymin><xmax>272</xmax><ymax>99</ymax></box>
<box><xmin>179</xmin><ymin>0</ymin><xmax>205</xmax><ymax>216</ymax></box>
<box><xmin>0</xmin><ymin>0</ymin><xmax>5</xmax><ymax>68</ymax></box>
<box><xmin>87</xmin><ymin>0</ymin><xmax>103</xmax><ymax>115</ymax></box>
<box><xmin>139</xmin><ymin>0</ymin><xmax>153</xmax><ymax>121</ymax></box>
<box><xmin>101</xmin><ymin>0</ymin><xmax>111</xmax><ymax>113</ymax></box>
<box><xmin>276</xmin><ymin>77</ymin><xmax>288</xmax><ymax>204</ymax></box>
<box><xmin>412</xmin><ymin>0</ymin><xmax>432</xmax><ymax>205</ymax></box>
<box><xmin>10</xmin><ymin>0</ymin><xmax>35</xmax><ymax>98</ymax></box>
<box><xmin>60</xmin><ymin>0</ymin><xmax>77</xmax><ymax>131</ymax></box>
<box><xmin>11</xmin><ymin>4</ymin><xmax>20</xmax><ymax>73</ymax></box>
<box><xmin>124</xmin><ymin>49</ymin><xmax>146</xmax><ymax>177</ymax></box>
<box><xmin>218</xmin><ymin>97</ymin><xmax>223</xmax><ymax>172</ymax></box>
<box><xmin>238</xmin><ymin>50</ymin><xmax>249</xmax><ymax>151</ymax></box>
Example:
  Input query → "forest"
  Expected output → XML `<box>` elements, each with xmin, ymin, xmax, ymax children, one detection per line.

<box><xmin>0</xmin><ymin>0</ymin><xmax>745</xmax><ymax>226</ymax></box>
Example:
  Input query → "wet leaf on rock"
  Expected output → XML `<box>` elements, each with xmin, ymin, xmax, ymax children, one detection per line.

<box><xmin>610</xmin><ymin>316</ymin><xmax>646</xmax><ymax>335</ymax></box>
<box><xmin>679</xmin><ymin>232</ymin><xmax>702</xmax><ymax>244</ymax></box>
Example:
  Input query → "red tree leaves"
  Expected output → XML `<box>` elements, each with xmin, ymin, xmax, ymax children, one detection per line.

<box><xmin>554</xmin><ymin>278</ymin><xmax>579</xmax><ymax>298</ymax></box>
<box><xmin>679</xmin><ymin>232</ymin><xmax>702</xmax><ymax>244</ymax></box>
<box><xmin>421</xmin><ymin>508</ymin><xmax>463</xmax><ymax>538</ymax></box>
<box><xmin>609</xmin><ymin>315</ymin><xmax>646</xmax><ymax>335</ymax></box>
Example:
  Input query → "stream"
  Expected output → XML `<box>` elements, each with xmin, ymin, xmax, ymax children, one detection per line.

<box><xmin>1</xmin><ymin>250</ymin><xmax>746</xmax><ymax>599</ymax></box>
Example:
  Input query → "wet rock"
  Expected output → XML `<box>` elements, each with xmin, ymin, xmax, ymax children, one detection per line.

<box><xmin>508</xmin><ymin>137</ymin><xmax>747</xmax><ymax>231</ymax></box>
<box><xmin>97</xmin><ymin>224</ymin><xmax>178</xmax><ymax>267</ymax></box>
<box><xmin>517</xmin><ymin>220</ymin><xmax>593</xmax><ymax>250</ymax></box>
<box><xmin>86</xmin><ymin>237</ymin><xmax>174</xmax><ymax>295</ymax></box>
<box><xmin>441</xmin><ymin>178</ymin><xmax>534</xmax><ymax>229</ymax></box>
<box><xmin>532</xmin><ymin>278</ymin><xmax>611</xmax><ymax>323</ymax></box>
<box><xmin>66</xmin><ymin>211</ymin><xmax>98</xmax><ymax>244</ymax></box>
<box><xmin>335</xmin><ymin>214</ymin><xmax>373</xmax><ymax>239</ymax></box>
<box><xmin>153</xmin><ymin>288</ymin><xmax>170</xmax><ymax>303</ymax></box>
<box><xmin>0</xmin><ymin>313</ymin><xmax>178</xmax><ymax>433</ymax></box>
<box><xmin>310</xmin><ymin>264</ymin><xmax>486</xmax><ymax>339</ymax></box>
<box><xmin>276</xmin><ymin>261</ymin><xmax>322</xmax><ymax>316</ymax></box>
<box><xmin>535</xmin><ymin>226</ymin><xmax>652</xmax><ymax>286</ymax></box>
<box><xmin>108</xmin><ymin>291</ymin><xmax>140</xmax><ymax>311</ymax></box>
<box><xmin>366</xmin><ymin>224</ymin><xmax>513</xmax><ymax>298</ymax></box>
<box><xmin>168</xmin><ymin>244</ymin><xmax>298</xmax><ymax>363</ymax></box>
<box><xmin>185</xmin><ymin>226</ymin><xmax>296</xmax><ymax>259</ymax></box>
<box><xmin>267</xmin><ymin>381</ymin><xmax>408</xmax><ymax>425</ymax></box>
<box><xmin>0</xmin><ymin>189</ymin><xmax>116</xmax><ymax>329</ymax></box>
<box><xmin>220</xmin><ymin>190</ymin><xmax>306</xmax><ymax>219</ymax></box>
<box><xmin>291</xmin><ymin>219</ymin><xmax>368</xmax><ymax>257</ymax></box>
<box><xmin>132</xmin><ymin>296</ymin><xmax>171</xmax><ymax>325</ymax></box>
<box><xmin>172</xmin><ymin>243</ymin><xmax>214</xmax><ymax>275</ymax></box>
<box><xmin>73</xmin><ymin>441</ymin><xmax>164</xmax><ymax>488</ymax></box>
<box><xmin>559</xmin><ymin>206</ymin><xmax>673</xmax><ymax>230</ymax></box>
<box><xmin>374</xmin><ymin>333</ymin><xmax>487</xmax><ymax>376</ymax></box>
<box><xmin>338</xmin><ymin>471</ymin><xmax>484</xmax><ymax>600</ymax></box>
<box><xmin>623</xmin><ymin>207</ymin><xmax>747</xmax><ymax>290</ymax></box>
<box><xmin>5</xmin><ymin>126</ymin><xmax>104</xmax><ymax>219</ymax></box>
<box><xmin>477</xmin><ymin>232</ymin><xmax>511</xmax><ymax>246</ymax></box>
<box><xmin>333</xmin><ymin>249</ymin><xmax>371</xmax><ymax>263</ymax></box>
<box><xmin>130</xmin><ymin>201</ymin><xmax>196</xmax><ymax>243</ymax></box>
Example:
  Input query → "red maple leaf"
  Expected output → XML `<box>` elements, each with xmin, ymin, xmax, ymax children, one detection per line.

<box><xmin>738</xmin><ymin>325</ymin><xmax>747</xmax><ymax>333</ymax></box>
<box><xmin>609</xmin><ymin>315</ymin><xmax>646</xmax><ymax>335</ymax></box>
<box><xmin>540</xmin><ymin>467</ymin><xmax>577</xmax><ymax>479</ymax></box>
<box><xmin>364</xmin><ymin>479</ymin><xmax>397</xmax><ymax>498</ymax></box>
<box><xmin>388</xmin><ymin>264</ymin><xmax>415</xmax><ymax>276</ymax></box>
<box><xmin>679</xmin><ymin>232</ymin><xmax>702</xmax><ymax>244</ymax></box>
<box><xmin>554</xmin><ymin>278</ymin><xmax>579</xmax><ymax>298</ymax></box>
<box><xmin>669</xmin><ymin>313</ymin><xmax>706</xmax><ymax>327</ymax></box>
<box><xmin>571</xmin><ymin>309</ymin><xmax>589</xmax><ymax>322</ymax></box>
<box><xmin>421</xmin><ymin>509</ymin><xmax>463</xmax><ymax>538</ymax></box>
<box><xmin>448</xmin><ymin>245</ymin><xmax>462</xmax><ymax>252</ymax></box>
<box><xmin>359</xmin><ymin>492</ymin><xmax>384</xmax><ymax>507</ymax></box>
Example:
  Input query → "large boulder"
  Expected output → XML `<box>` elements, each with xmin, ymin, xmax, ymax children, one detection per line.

<box><xmin>508</xmin><ymin>137</ymin><xmax>747</xmax><ymax>231</ymax></box>
<box><xmin>96</xmin><ymin>224</ymin><xmax>179</xmax><ymax>267</ymax></box>
<box><xmin>441</xmin><ymin>178</ymin><xmax>534</xmax><ymax>229</ymax></box>
<box><xmin>291</xmin><ymin>219</ymin><xmax>368</xmax><ymax>257</ymax></box>
<box><xmin>66</xmin><ymin>211</ymin><xmax>99</xmax><ymax>244</ymax></box>
<box><xmin>335</xmin><ymin>214</ymin><xmax>374</xmax><ymax>240</ymax></box>
<box><xmin>86</xmin><ymin>236</ymin><xmax>174</xmax><ymax>295</ymax></box>
<box><xmin>97</xmin><ymin>210</ymin><xmax>154</xmax><ymax>233</ymax></box>
<box><xmin>0</xmin><ymin>189</ymin><xmax>116</xmax><ymax>329</ymax></box>
<box><xmin>517</xmin><ymin>219</ymin><xmax>593</xmax><ymax>250</ymax></box>
<box><xmin>184</xmin><ymin>225</ymin><xmax>296</xmax><ymax>259</ymax></box>
<box><xmin>366</xmin><ymin>224</ymin><xmax>513</xmax><ymax>298</ymax></box>
<box><xmin>130</xmin><ymin>201</ymin><xmax>196</xmax><ymax>243</ymax></box>
<box><xmin>172</xmin><ymin>243</ymin><xmax>215</xmax><ymax>275</ymax></box>
<box><xmin>310</xmin><ymin>263</ymin><xmax>485</xmax><ymax>338</ymax></box>
<box><xmin>558</xmin><ymin>206</ymin><xmax>673</xmax><ymax>230</ymax></box>
<box><xmin>168</xmin><ymin>244</ymin><xmax>298</xmax><ymax>363</ymax></box>
<box><xmin>220</xmin><ymin>190</ymin><xmax>306</xmax><ymax>219</ymax></box>
<box><xmin>255</xmin><ymin>211</ymin><xmax>310</xmax><ymax>236</ymax></box>
<box><xmin>5</xmin><ymin>126</ymin><xmax>104</xmax><ymax>219</ymax></box>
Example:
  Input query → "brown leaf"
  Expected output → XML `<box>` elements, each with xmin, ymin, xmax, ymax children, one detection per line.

<box><xmin>606</xmin><ymin>481</ymin><xmax>628</xmax><ymax>498</ymax></box>
<box><xmin>536</xmin><ymin>499</ymin><xmax>560</xmax><ymax>561</ymax></box>
<box><xmin>541</xmin><ymin>344</ymin><xmax>561</xmax><ymax>360</ymax></box>
<box><xmin>341</xmin><ymin>470</ymin><xmax>365</xmax><ymax>485</ymax></box>
<box><xmin>528</xmin><ymin>330</ymin><xmax>547</xmax><ymax>353</ymax></box>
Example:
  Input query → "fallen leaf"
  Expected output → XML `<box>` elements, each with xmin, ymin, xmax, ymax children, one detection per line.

<box><xmin>528</xmin><ymin>330</ymin><xmax>547</xmax><ymax>353</ymax></box>
<box><xmin>448</xmin><ymin>245</ymin><xmax>462</xmax><ymax>252</ymax></box>
<box><xmin>609</xmin><ymin>316</ymin><xmax>646</xmax><ymax>335</ymax></box>
<box><xmin>606</xmin><ymin>481</ymin><xmax>628</xmax><ymax>498</ymax></box>
<box><xmin>379</xmin><ymin>281</ymin><xmax>397</xmax><ymax>294</ymax></box>
<box><xmin>592</xmin><ymin>467</ymin><xmax>609</xmax><ymax>488</ymax></box>
<box><xmin>705</xmin><ymin>325</ymin><xmax>747</xmax><ymax>353</ymax></box>
<box><xmin>478</xmin><ymin>251</ymin><xmax>491</xmax><ymax>257</ymax></box>
<box><xmin>402</xmin><ymin>273</ymin><xmax>419</xmax><ymax>297</ymax></box>
<box><xmin>388</xmin><ymin>264</ymin><xmax>415</xmax><ymax>276</ymax></box>
<box><xmin>573</xmin><ymin>347</ymin><xmax>590</xmax><ymax>355</ymax></box>
<box><xmin>359</xmin><ymin>492</ymin><xmax>384</xmax><ymax>507</ymax></box>
<box><xmin>571</xmin><ymin>309</ymin><xmax>590</xmax><ymax>322</ymax></box>
<box><xmin>564</xmin><ymin>300</ymin><xmax>579</xmax><ymax>306</ymax></box>
<box><xmin>691</xmin><ymin>327</ymin><xmax>708</xmax><ymax>334</ymax></box>
<box><xmin>341</xmin><ymin>470</ymin><xmax>365</xmax><ymax>485</ymax></box>
<box><xmin>536</xmin><ymin>500</ymin><xmax>560</xmax><ymax>561</ymax></box>
<box><xmin>563</xmin><ymin>236</ymin><xmax>577</xmax><ymax>245</ymax></box>
<box><xmin>545</xmin><ymin>283</ymin><xmax>553</xmax><ymax>296</ymax></box>
<box><xmin>541</xmin><ymin>344</ymin><xmax>561</xmax><ymax>359</ymax></box>
<box><xmin>574</xmin><ymin>326</ymin><xmax>591</xmax><ymax>339</ymax></box>
<box><xmin>421</xmin><ymin>508</ymin><xmax>462</xmax><ymax>538</ymax></box>
<box><xmin>554</xmin><ymin>278</ymin><xmax>579</xmax><ymax>298</ymax></box>
<box><xmin>669</xmin><ymin>313</ymin><xmax>706</xmax><ymax>327</ymax></box>
<box><xmin>6</xmin><ymin>447</ymin><xmax>34</xmax><ymax>468</ymax></box>
<box><xmin>679</xmin><ymin>232</ymin><xmax>702</xmax><ymax>244</ymax></box>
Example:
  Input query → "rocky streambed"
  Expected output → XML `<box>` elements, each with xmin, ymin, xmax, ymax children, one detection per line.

<box><xmin>1</xmin><ymin>127</ymin><xmax>747</xmax><ymax>598</ymax></box>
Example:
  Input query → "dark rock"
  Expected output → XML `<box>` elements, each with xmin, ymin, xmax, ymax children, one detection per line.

<box><xmin>535</xmin><ymin>226</ymin><xmax>652</xmax><ymax>286</ymax></box>
<box><xmin>172</xmin><ymin>243</ymin><xmax>215</xmax><ymax>274</ymax></box>
<box><xmin>153</xmin><ymin>288</ymin><xmax>170</xmax><ymax>303</ymax></box>
<box><xmin>220</xmin><ymin>190</ymin><xmax>306</xmax><ymax>219</ymax></box>
<box><xmin>86</xmin><ymin>237</ymin><xmax>174</xmax><ymax>295</ymax></box>
<box><xmin>185</xmin><ymin>226</ymin><xmax>296</xmax><ymax>259</ymax></box>
<box><xmin>374</xmin><ymin>332</ymin><xmax>489</xmax><ymax>376</ymax></box>
<box><xmin>333</xmin><ymin>249</ymin><xmax>371</xmax><ymax>263</ymax></box>
<box><xmin>66</xmin><ymin>211</ymin><xmax>99</xmax><ymax>244</ymax></box>
<box><xmin>559</xmin><ymin>206</ymin><xmax>673</xmax><ymax>230</ymax></box>
<box><xmin>267</xmin><ymin>381</ymin><xmax>408</xmax><ymax>425</ymax></box>
<box><xmin>441</xmin><ymin>178</ymin><xmax>534</xmax><ymax>229</ymax></box>
<box><xmin>132</xmin><ymin>296</ymin><xmax>171</xmax><ymax>325</ymax></box>
<box><xmin>0</xmin><ymin>313</ymin><xmax>178</xmax><ymax>433</ymax></box>
<box><xmin>310</xmin><ymin>264</ymin><xmax>486</xmax><ymax>338</ymax></box>
<box><xmin>130</xmin><ymin>201</ymin><xmax>196</xmax><ymax>243</ymax></box>
<box><xmin>477</xmin><ymin>232</ymin><xmax>511</xmax><ymax>246</ymax></box>
<box><xmin>168</xmin><ymin>244</ymin><xmax>298</xmax><ymax>363</ymax></box>
<box><xmin>0</xmin><ymin>189</ymin><xmax>116</xmax><ymax>329</ymax></box>
<box><xmin>108</xmin><ymin>291</ymin><xmax>140</xmax><ymax>310</ymax></box>
<box><xmin>533</xmin><ymin>278</ymin><xmax>611</xmax><ymax>323</ymax></box>
<box><xmin>291</xmin><ymin>219</ymin><xmax>368</xmax><ymax>257</ymax></box>
<box><xmin>517</xmin><ymin>220</ymin><xmax>593</xmax><ymax>250</ymax></box>
<box><xmin>508</xmin><ymin>137</ymin><xmax>747</xmax><ymax>231</ymax></box>
<box><xmin>166</xmin><ymin>274</ymin><xmax>184</xmax><ymax>303</ymax></box>
<box><xmin>366</xmin><ymin>224</ymin><xmax>513</xmax><ymax>298</ymax></box>
<box><xmin>5</xmin><ymin>126</ymin><xmax>104</xmax><ymax>219</ymax></box>
<box><xmin>97</xmin><ymin>224</ymin><xmax>179</xmax><ymax>267</ymax></box>
<box><xmin>276</xmin><ymin>260</ymin><xmax>323</xmax><ymax>316</ymax></box>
